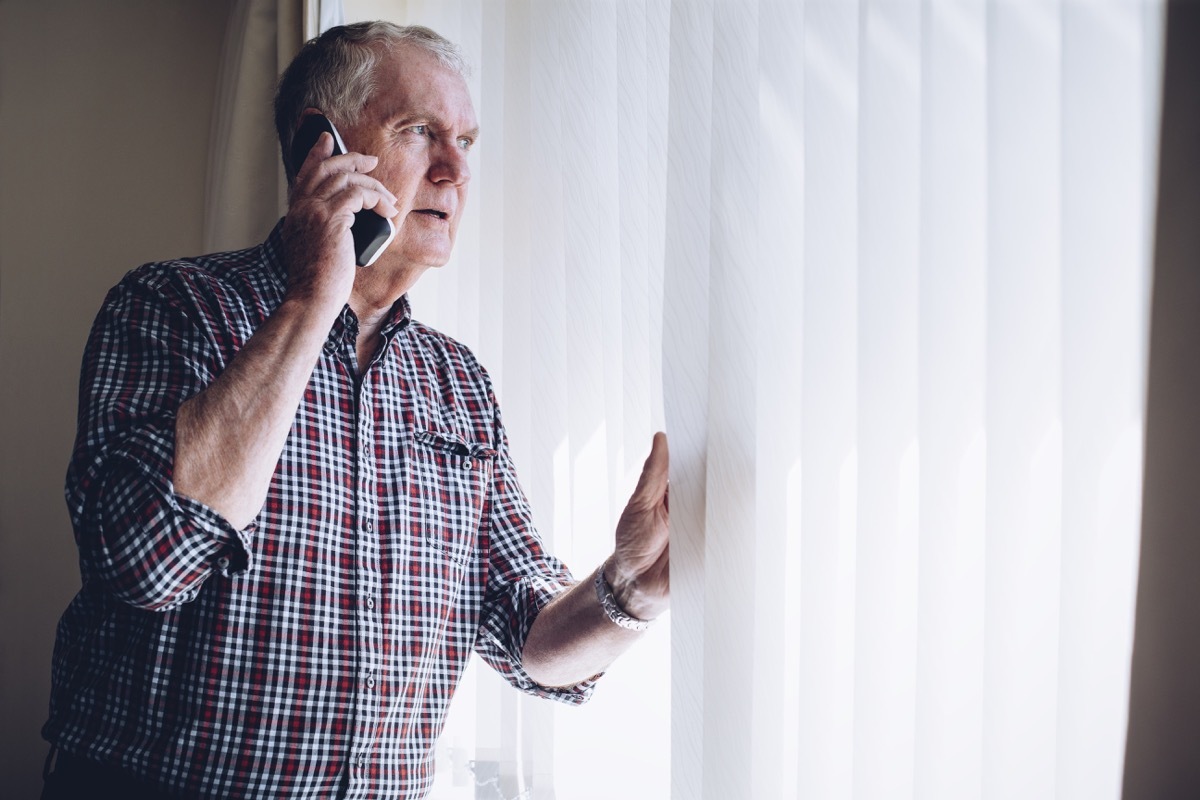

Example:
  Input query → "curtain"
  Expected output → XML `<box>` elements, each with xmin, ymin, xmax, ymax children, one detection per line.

<box><xmin>204</xmin><ymin>0</ymin><xmax>344</xmax><ymax>252</ymax></box>
<box><xmin>665</xmin><ymin>2</ymin><xmax>1164</xmax><ymax>799</ymax></box>
<box><xmin>352</xmin><ymin>1</ymin><xmax>1164</xmax><ymax>797</ymax></box>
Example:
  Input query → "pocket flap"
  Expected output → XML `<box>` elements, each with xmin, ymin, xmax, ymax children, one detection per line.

<box><xmin>414</xmin><ymin>429</ymin><xmax>497</xmax><ymax>460</ymax></box>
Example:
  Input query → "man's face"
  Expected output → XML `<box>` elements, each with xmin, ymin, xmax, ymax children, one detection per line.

<box><xmin>338</xmin><ymin>43</ymin><xmax>478</xmax><ymax>274</ymax></box>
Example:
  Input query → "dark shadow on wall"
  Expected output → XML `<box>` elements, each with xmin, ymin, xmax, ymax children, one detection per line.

<box><xmin>1123</xmin><ymin>2</ymin><xmax>1200</xmax><ymax>797</ymax></box>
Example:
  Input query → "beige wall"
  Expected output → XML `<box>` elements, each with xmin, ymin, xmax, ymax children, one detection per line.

<box><xmin>0</xmin><ymin>0</ymin><xmax>232</xmax><ymax>794</ymax></box>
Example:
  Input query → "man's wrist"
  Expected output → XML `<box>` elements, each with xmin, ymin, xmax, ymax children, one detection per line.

<box><xmin>280</xmin><ymin>286</ymin><xmax>345</xmax><ymax>322</ymax></box>
<box><xmin>598</xmin><ymin>559</ymin><xmax>658</xmax><ymax>627</ymax></box>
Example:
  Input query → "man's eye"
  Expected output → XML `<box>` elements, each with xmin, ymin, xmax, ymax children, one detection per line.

<box><xmin>409</xmin><ymin>124</ymin><xmax>429</xmax><ymax>135</ymax></box>
<box><xmin>457</xmin><ymin>137</ymin><xmax>474</xmax><ymax>151</ymax></box>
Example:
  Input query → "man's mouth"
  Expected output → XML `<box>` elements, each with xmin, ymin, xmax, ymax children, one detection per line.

<box><xmin>414</xmin><ymin>209</ymin><xmax>449</xmax><ymax>220</ymax></box>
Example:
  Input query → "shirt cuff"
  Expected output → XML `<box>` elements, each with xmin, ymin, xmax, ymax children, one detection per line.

<box><xmin>97</xmin><ymin>415</ymin><xmax>258</xmax><ymax>581</ymax></box>
<box><xmin>169</xmin><ymin>490</ymin><xmax>256</xmax><ymax>577</ymax></box>
<box><xmin>113</xmin><ymin>414</ymin><xmax>257</xmax><ymax>577</ymax></box>
<box><xmin>477</xmin><ymin>575</ymin><xmax>599</xmax><ymax>706</ymax></box>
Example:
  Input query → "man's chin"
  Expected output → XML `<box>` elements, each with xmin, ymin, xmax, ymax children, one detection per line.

<box><xmin>372</xmin><ymin>241</ymin><xmax>454</xmax><ymax>271</ymax></box>
<box><xmin>387</xmin><ymin>236</ymin><xmax>455</xmax><ymax>268</ymax></box>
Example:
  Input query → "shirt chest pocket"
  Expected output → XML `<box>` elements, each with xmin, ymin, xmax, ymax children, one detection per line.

<box><xmin>406</xmin><ymin>430</ymin><xmax>495</xmax><ymax>564</ymax></box>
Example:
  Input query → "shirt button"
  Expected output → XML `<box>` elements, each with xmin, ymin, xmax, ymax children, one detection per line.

<box><xmin>365</xmin><ymin>597</ymin><xmax>376</xmax><ymax>610</ymax></box>
<box><xmin>361</xmin><ymin>442</ymin><xmax>371</xmax><ymax>457</ymax></box>
<box><xmin>216</xmin><ymin>555</ymin><xmax>231</xmax><ymax>571</ymax></box>
<box><xmin>356</xmin><ymin>753</ymin><xmax>366</xmax><ymax>768</ymax></box>
<box><xmin>363</xmin><ymin>519</ymin><xmax>373</xmax><ymax>534</ymax></box>
<box><xmin>464</xmin><ymin>458</ymin><xmax>475</xmax><ymax>470</ymax></box>
<box><xmin>366</xmin><ymin>675</ymin><xmax>376</xmax><ymax>689</ymax></box>
<box><xmin>323</xmin><ymin>339</ymin><xmax>337</xmax><ymax>354</ymax></box>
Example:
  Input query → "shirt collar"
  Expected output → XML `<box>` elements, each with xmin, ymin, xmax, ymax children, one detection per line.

<box><xmin>333</xmin><ymin>294</ymin><xmax>412</xmax><ymax>337</ymax></box>
<box><xmin>256</xmin><ymin>219</ymin><xmax>289</xmax><ymax>299</ymax></box>
<box><xmin>381</xmin><ymin>294</ymin><xmax>413</xmax><ymax>337</ymax></box>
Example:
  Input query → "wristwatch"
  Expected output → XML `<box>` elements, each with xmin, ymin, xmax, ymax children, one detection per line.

<box><xmin>594</xmin><ymin>560</ymin><xmax>654</xmax><ymax>632</ymax></box>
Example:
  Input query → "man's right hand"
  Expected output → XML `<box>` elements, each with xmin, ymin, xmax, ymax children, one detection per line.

<box><xmin>280</xmin><ymin>131</ymin><xmax>399</xmax><ymax>313</ymax></box>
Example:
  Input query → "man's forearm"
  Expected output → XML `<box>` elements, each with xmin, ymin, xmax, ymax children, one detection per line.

<box><xmin>520</xmin><ymin>564</ymin><xmax>651</xmax><ymax>688</ymax></box>
<box><xmin>174</xmin><ymin>295</ymin><xmax>338</xmax><ymax>530</ymax></box>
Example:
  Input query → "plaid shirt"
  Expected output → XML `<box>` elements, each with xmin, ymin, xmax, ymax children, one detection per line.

<box><xmin>44</xmin><ymin>223</ymin><xmax>592</xmax><ymax>799</ymax></box>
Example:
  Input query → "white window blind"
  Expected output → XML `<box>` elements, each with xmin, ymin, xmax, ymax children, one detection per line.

<box><xmin>337</xmin><ymin>2</ymin><xmax>1164</xmax><ymax>798</ymax></box>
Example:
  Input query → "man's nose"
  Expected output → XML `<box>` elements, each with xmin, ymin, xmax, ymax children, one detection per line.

<box><xmin>430</xmin><ymin>142</ymin><xmax>470</xmax><ymax>186</ymax></box>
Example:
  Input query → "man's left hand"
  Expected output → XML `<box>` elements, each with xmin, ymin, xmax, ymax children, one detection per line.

<box><xmin>607</xmin><ymin>432</ymin><xmax>670</xmax><ymax>622</ymax></box>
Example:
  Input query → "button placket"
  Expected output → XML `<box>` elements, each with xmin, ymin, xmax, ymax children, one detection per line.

<box><xmin>349</xmin><ymin>374</ymin><xmax>383</xmax><ymax>781</ymax></box>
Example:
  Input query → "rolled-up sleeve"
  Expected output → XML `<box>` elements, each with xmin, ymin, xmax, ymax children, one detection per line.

<box><xmin>66</xmin><ymin>270</ymin><xmax>253</xmax><ymax>612</ymax></box>
<box><xmin>472</xmin><ymin>398</ymin><xmax>598</xmax><ymax>706</ymax></box>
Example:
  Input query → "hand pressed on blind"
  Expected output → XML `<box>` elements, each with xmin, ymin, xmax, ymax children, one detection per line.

<box><xmin>608</xmin><ymin>432</ymin><xmax>671</xmax><ymax>622</ymax></box>
<box><xmin>520</xmin><ymin>433</ymin><xmax>671</xmax><ymax>688</ymax></box>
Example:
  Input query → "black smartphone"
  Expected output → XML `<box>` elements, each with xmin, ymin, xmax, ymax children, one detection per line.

<box><xmin>289</xmin><ymin>114</ymin><xmax>396</xmax><ymax>268</ymax></box>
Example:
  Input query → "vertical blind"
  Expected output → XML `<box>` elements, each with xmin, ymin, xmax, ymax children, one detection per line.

<box><xmin>337</xmin><ymin>1</ymin><xmax>1163</xmax><ymax>798</ymax></box>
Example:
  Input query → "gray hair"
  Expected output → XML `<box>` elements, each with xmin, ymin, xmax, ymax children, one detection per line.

<box><xmin>274</xmin><ymin>22</ymin><xmax>468</xmax><ymax>182</ymax></box>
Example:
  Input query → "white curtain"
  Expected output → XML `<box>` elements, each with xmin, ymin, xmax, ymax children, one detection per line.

<box><xmin>204</xmin><ymin>0</ymin><xmax>344</xmax><ymax>252</ymax></box>
<box><xmin>664</xmin><ymin>2</ymin><xmax>1164</xmax><ymax>799</ymax></box>
<box><xmin>349</xmin><ymin>1</ymin><xmax>1163</xmax><ymax>798</ymax></box>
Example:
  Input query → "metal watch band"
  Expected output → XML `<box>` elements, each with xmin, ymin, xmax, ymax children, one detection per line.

<box><xmin>594</xmin><ymin>562</ymin><xmax>653</xmax><ymax>632</ymax></box>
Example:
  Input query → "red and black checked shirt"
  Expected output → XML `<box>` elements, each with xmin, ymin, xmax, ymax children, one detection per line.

<box><xmin>45</xmin><ymin>223</ymin><xmax>593</xmax><ymax>799</ymax></box>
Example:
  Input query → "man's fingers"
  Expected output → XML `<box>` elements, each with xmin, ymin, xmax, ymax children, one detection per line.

<box><xmin>332</xmin><ymin>184</ymin><xmax>399</xmax><ymax>220</ymax></box>
<box><xmin>310</xmin><ymin>171</ymin><xmax>399</xmax><ymax>218</ymax></box>
<box><xmin>322</xmin><ymin>150</ymin><xmax>381</xmax><ymax>175</ymax></box>
<box><xmin>295</xmin><ymin>131</ymin><xmax>336</xmax><ymax>182</ymax></box>
<box><xmin>632</xmin><ymin>432</ymin><xmax>669</xmax><ymax>506</ymax></box>
<box><xmin>312</xmin><ymin>167</ymin><xmax>396</xmax><ymax>204</ymax></box>
<box><xmin>294</xmin><ymin>136</ymin><xmax>386</xmax><ymax>196</ymax></box>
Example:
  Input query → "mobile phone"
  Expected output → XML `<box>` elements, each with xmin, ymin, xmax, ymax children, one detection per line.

<box><xmin>289</xmin><ymin>114</ymin><xmax>397</xmax><ymax>268</ymax></box>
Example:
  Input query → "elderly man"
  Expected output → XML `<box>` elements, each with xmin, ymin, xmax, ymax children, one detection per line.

<box><xmin>42</xmin><ymin>22</ymin><xmax>668</xmax><ymax>800</ymax></box>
